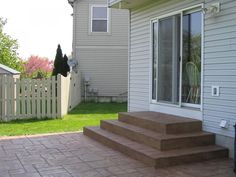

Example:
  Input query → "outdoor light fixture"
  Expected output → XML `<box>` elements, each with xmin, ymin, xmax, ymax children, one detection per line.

<box><xmin>202</xmin><ymin>3</ymin><xmax>221</xmax><ymax>16</ymax></box>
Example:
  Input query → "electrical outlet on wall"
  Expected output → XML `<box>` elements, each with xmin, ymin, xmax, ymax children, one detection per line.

<box><xmin>212</xmin><ymin>86</ymin><xmax>220</xmax><ymax>97</ymax></box>
<box><xmin>210</xmin><ymin>3</ymin><xmax>221</xmax><ymax>14</ymax></box>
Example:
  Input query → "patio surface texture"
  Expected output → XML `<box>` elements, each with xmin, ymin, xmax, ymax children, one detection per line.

<box><xmin>0</xmin><ymin>132</ymin><xmax>234</xmax><ymax>177</ymax></box>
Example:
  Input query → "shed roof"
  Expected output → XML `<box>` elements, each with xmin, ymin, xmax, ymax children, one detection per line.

<box><xmin>0</xmin><ymin>64</ymin><xmax>21</xmax><ymax>75</ymax></box>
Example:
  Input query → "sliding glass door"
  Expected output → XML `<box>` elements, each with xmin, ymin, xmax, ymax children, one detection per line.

<box><xmin>152</xmin><ymin>8</ymin><xmax>202</xmax><ymax>107</ymax></box>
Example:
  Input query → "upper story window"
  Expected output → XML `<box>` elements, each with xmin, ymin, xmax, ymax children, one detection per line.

<box><xmin>91</xmin><ymin>5</ymin><xmax>109</xmax><ymax>32</ymax></box>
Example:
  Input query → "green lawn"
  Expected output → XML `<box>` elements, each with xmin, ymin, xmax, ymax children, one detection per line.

<box><xmin>0</xmin><ymin>102</ymin><xmax>127</xmax><ymax>136</ymax></box>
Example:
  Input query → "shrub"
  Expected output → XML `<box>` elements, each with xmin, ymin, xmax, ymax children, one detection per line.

<box><xmin>52</xmin><ymin>44</ymin><xmax>70</xmax><ymax>77</ymax></box>
<box><xmin>23</xmin><ymin>55</ymin><xmax>53</xmax><ymax>78</ymax></box>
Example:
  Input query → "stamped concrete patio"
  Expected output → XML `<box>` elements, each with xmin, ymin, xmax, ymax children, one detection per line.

<box><xmin>0</xmin><ymin>132</ymin><xmax>234</xmax><ymax>177</ymax></box>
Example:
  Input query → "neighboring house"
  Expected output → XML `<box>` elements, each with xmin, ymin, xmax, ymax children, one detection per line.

<box><xmin>0</xmin><ymin>64</ymin><xmax>20</xmax><ymax>79</ymax></box>
<box><xmin>108</xmin><ymin>0</ymin><xmax>236</xmax><ymax>158</ymax></box>
<box><xmin>68</xmin><ymin>0</ymin><xmax>129</xmax><ymax>102</ymax></box>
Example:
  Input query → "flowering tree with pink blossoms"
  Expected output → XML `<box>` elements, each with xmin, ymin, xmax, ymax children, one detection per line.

<box><xmin>22</xmin><ymin>55</ymin><xmax>53</xmax><ymax>78</ymax></box>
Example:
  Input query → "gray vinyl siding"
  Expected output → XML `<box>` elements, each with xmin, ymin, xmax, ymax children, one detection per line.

<box><xmin>74</xmin><ymin>0</ymin><xmax>128</xmax><ymax>47</ymax></box>
<box><xmin>203</xmin><ymin>0</ymin><xmax>236</xmax><ymax>138</ymax></box>
<box><xmin>76</xmin><ymin>48</ymin><xmax>128</xmax><ymax>96</ymax></box>
<box><xmin>129</xmin><ymin>0</ymin><xmax>204</xmax><ymax>111</ymax></box>
<box><xmin>129</xmin><ymin>0</ymin><xmax>236</xmax><ymax>137</ymax></box>
<box><xmin>73</xmin><ymin>0</ymin><xmax>128</xmax><ymax>97</ymax></box>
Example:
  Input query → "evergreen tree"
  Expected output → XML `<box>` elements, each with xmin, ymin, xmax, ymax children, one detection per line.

<box><xmin>62</xmin><ymin>54</ymin><xmax>70</xmax><ymax>77</ymax></box>
<box><xmin>52</xmin><ymin>44</ymin><xmax>63</xmax><ymax>76</ymax></box>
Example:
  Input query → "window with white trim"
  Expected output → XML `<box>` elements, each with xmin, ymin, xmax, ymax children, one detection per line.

<box><xmin>91</xmin><ymin>5</ymin><xmax>108</xmax><ymax>32</ymax></box>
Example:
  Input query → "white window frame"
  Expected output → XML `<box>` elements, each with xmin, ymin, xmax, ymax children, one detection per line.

<box><xmin>90</xmin><ymin>5</ymin><xmax>110</xmax><ymax>33</ymax></box>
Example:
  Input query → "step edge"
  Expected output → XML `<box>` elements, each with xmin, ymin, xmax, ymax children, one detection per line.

<box><xmin>84</xmin><ymin>126</ymin><xmax>157</xmax><ymax>153</ymax></box>
<box><xmin>83</xmin><ymin>126</ymin><xmax>228</xmax><ymax>168</ymax></box>
<box><xmin>119</xmin><ymin>112</ymin><xmax>202</xmax><ymax>124</ymax></box>
<box><xmin>102</xmin><ymin>120</ymin><xmax>214</xmax><ymax>140</ymax></box>
<box><xmin>84</xmin><ymin>126</ymin><xmax>156</xmax><ymax>166</ymax></box>
<box><xmin>151</xmin><ymin>145</ymin><xmax>228</xmax><ymax>158</ymax></box>
<box><xmin>84</xmin><ymin>127</ymin><xmax>225</xmax><ymax>158</ymax></box>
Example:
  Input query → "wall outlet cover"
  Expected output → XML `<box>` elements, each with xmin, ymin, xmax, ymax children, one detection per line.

<box><xmin>212</xmin><ymin>86</ymin><xmax>220</xmax><ymax>97</ymax></box>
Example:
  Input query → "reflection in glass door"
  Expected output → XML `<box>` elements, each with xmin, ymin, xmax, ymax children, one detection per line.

<box><xmin>156</xmin><ymin>15</ymin><xmax>180</xmax><ymax>104</ymax></box>
<box><xmin>182</xmin><ymin>11</ymin><xmax>202</xmax><ymax>105</ymax></box>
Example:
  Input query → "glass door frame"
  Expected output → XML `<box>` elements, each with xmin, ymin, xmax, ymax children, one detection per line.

<box><xmin>150</xmin><ymin>4</ymin><xmax>203</xmax><ymax>110</ymax></box>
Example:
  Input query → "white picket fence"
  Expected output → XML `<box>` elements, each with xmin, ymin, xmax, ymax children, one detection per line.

<box><xmin>0</xmin><ymin>72</ymin><xmax>81</xmax><ymax>122</ymax></box>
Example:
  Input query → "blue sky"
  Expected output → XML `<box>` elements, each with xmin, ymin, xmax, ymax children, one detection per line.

<box><xmin>0</xmin><ymin>0</ymin><xmax>73</xmax><ymax>60</ymax></box>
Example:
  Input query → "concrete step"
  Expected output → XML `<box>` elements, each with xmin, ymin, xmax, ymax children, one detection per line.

<box><xmin>101</xmin><ymin>120</ymin><xmax>215</xmax><ymax>151</ymax></box>
<box><xmin>84</xmin><ymin>126</ymin><xmax>228</xmax><ymax>168</ymax></box>
<box><xmin>119</xmin><ymin>112</ymin><xmax>202</xmax><ymax>134</ymax></box>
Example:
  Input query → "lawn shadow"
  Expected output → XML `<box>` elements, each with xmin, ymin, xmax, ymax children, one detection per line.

<box><xmin>0</xmin><ymin>117</ymin><xmax>58</xmax><ymax>125</ymax></box>
<box><xmin>68</xmin><ymin>102</ymin><xmax>127</xmax><ymax>115</ymax></box>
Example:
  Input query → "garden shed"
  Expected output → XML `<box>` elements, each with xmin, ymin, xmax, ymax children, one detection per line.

<box><xmin>0</xmin><ymin>64</ymin><xmax>20</xmax><ymax>79</ymax></box>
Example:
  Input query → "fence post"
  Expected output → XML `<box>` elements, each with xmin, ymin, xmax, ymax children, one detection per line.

<box><xmin>36</xmin><ymin>79</ymin><xmax>41</xmax><ymax>119</ymax></box>
<box><xmin>25</xmin><ymin>79</ymin><xmax>30</xmax><ymax>118</ymax></box>
<box><xmin>8</xmin><ymin>76</ymin><xmax>12</xmax><ymax>120</ymax></box>
<box><xmin>22</xmin><ymin>78</ymin><xmax>26</xmax><ymax>118</ymax></box>
<box><xmin>46</xmin><ymin>78</ymin><xmax>51</xmax><ymax>118</ymax></box>
<box><xmin>41</xmin><ymin>78</ymin><xmax>46</xmax><ymax>118</ymax></box>
<box><xmin>16</xmin><ymin>78</ymin><xmax>20</xmax><ymax>118</ymax></box>
<box><xmin>13</xmin><ymin>78</ymin><xmax>17</xmax><ymax>119</ymax></box>
<box><xmin>31</xmin><ymin>79</ymin><xmax>36</xmax><ymax>118</ymax></box>
<box><xmin>51</xmin><ymin>76</ymin><xmax>56</xmax><ymax>118</ymax></box>
<box><xmin>57</xmin><ymin>74</ymin><xmax>62</xmax><ymax>118</ymax></box>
